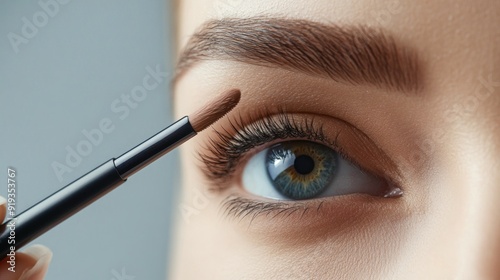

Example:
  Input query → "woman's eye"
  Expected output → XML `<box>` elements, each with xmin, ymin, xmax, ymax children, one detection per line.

<box><xmin>241</xmin><ymin>140</ymin><xmax>389</xmax><ymax>200</ymax></box>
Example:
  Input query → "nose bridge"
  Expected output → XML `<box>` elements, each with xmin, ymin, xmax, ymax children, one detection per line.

<box><xmin>459</xmin><ymin>68</ymin><xmax>500</xmax><ymax>279</ymax></box>
<box><xmin>476</xmin><ymin>166</ymin><xmax>500</xmax><ymax>278</ymax></box>
<box><xmin>455</xmin><ymin>152</ymin><xmax>500</xmax><ymax>279</ymax></box>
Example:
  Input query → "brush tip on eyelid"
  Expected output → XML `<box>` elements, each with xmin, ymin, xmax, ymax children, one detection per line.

<box><xmin>189</xmin><ymin>88</ymin><xmax>241</xmax><ymax>132</ymax></box>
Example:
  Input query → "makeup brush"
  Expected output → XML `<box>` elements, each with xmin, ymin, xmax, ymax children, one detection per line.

<box><xmin>0</xmin><ymin>89</ymin><xmax>241</xmax><ymax>259</ymax></box>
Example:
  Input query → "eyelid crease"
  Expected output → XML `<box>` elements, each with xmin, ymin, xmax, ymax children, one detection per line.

<box><xmin>196</xmin><ymin>107</ymin><xmax>403</xmax><ymax>192</ymax></box>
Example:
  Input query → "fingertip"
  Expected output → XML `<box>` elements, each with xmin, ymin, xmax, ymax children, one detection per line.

<box><xmin>21</xmin><ymin>245</ymin><xmax>52</xmax><ymax>262</ymax></box>
<box><xmin>0</xmin><ymin>252</ymin><xmax>37</xmax><ymax>280</ymax></box>
<box><xmin>0</xmin><ymin>196</ymin><xmax>6</xmax><ymax>229</ymax></box>
<box><xmin>19</xmin><ymin>245</ymin><xmax>53</xmax><ymax>280</ymax></box>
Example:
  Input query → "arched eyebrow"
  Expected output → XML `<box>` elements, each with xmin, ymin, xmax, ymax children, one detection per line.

<box><xmin>175</xmin><ymin>17</ymin><xmax>422</xmax><ymax>93</ymax></box>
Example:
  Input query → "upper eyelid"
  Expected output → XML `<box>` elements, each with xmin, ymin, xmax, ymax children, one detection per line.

<box><xmin>198</xmin><ymin>111</ymin><xmax>332</xmax><ymax>187</ymax></box>
<box><xmin>196</xmin><ymin>109</ymin><xmax>397</xmax><ymax>190</ymax></box>
<box><xmin>197</xmin><ymin>109</ymin><xmax>404</xmax><ymax>195</ymax></box>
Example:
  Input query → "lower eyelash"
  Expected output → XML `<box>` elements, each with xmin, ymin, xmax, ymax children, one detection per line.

<box><xmin>198</xmin><ymin>109</ymin><xmax>339</xmax><ymax>189</ymax></box>
<box><xmin>221</xmin><ymin>195</ymin><xmax>325</xmax><ymax>222</ymax></box>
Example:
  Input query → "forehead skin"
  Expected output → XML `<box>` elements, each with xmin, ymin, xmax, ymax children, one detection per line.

<box><xmin>172</xmin><ymin>1</ymin><xmax>500</xmax><ymax>279</ymax></box>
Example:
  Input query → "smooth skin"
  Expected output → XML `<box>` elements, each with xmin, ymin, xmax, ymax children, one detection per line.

<box><xmin>171</xmin><ymin>1</ymin><xmax>499</xmax><ymax>279</ymax></box>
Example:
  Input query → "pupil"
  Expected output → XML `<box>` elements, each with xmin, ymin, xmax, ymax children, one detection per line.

<box><xmin>294</xmin><ymin>155</ymin><xmax>315</xmax><ymax>175</ymax></box>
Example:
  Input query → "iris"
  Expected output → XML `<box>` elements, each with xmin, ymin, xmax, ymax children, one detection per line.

<box><xmin>266</xmin><ymin>141</ymin><xmax>338</xmax><ymax>200</ymax></box>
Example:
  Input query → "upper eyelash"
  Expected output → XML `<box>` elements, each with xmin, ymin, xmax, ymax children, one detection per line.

<box><xmin>197</xmin><ymin>109</ymin><xmax>344</xmax><ymax>189</ymax></box>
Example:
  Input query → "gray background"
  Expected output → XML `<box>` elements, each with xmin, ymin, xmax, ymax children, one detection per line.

<box><xmin>0</xmin><ymin>1</ymin><xmax>177</xmax><ymax>279</ymax></box>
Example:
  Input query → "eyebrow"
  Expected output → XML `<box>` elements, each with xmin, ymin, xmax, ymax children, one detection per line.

<box><xmin>175</xmin><ymin>17</ymin><xmax>422</xmax><ymax>92</ymax></box>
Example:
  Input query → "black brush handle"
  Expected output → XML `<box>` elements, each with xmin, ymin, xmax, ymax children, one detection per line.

<box><xmin>0</xmin><ymin>116</ymin><xmax>196</xmax><ymax>259</ymax></box>
<box><xmin>0</xmin><ymin>159</ymin><xmax>125</xmax><ymax>258</ymax></box>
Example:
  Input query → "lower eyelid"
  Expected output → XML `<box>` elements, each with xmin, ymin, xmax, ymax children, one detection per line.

<box><xmin>219</xmin><ymin>193</ymin><xmax>408</xmax><ymax>240</ymax></box>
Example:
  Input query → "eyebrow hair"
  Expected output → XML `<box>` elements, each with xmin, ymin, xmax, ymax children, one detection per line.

<box><xmin>175</xmin><ymin>17</ymin><xmax>422</xmax><ymax>92</ymax></box>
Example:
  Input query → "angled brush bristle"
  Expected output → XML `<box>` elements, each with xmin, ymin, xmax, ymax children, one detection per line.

<box><xmin>189</xmin><ymin>89</ymin><xmax>241</xmax><ymax>132</ymax></box>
